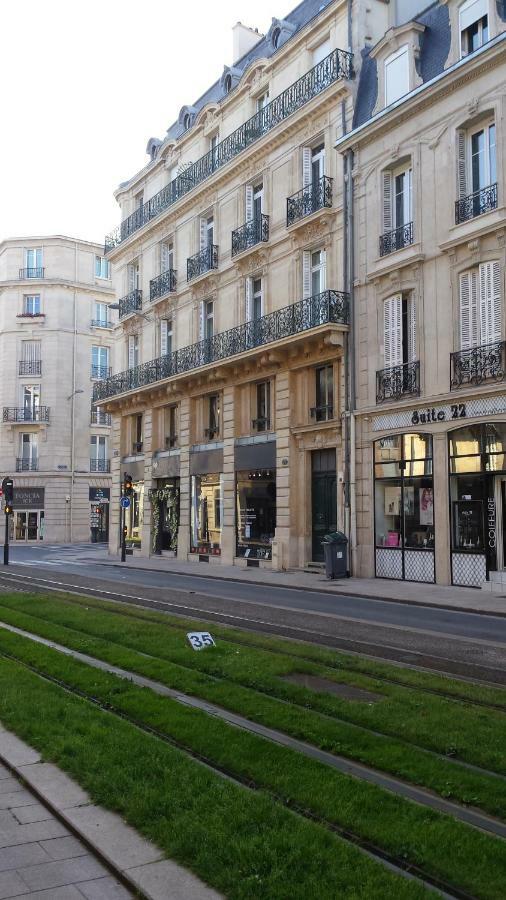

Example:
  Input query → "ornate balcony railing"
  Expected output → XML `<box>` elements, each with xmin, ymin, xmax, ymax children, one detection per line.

<box><xmin>187</xmin><ymin>245</ymin><xmax>218</xmax><ymax>282</ymax></box>
<box><xmin>104</xmin><ymin>48</ymin><xmax>353</xmax><ymax>253</ymax></box>
<box><xmin>310</xmin><ymin>404</ymin><xmax>334</xmax><ymax>422</ymax></box>
<box><xmin>91</xmin><ymin>410</ymin><xmax>112</xmax><ymax>426</ymax></box>
<box><xmin>18</xmin><ymin>360</ymin><xmax>41</xmax><ymax>376</ymax></box>
<box><xmin>119</xmin><ymin>288</ymin><xmax>142</xmax><ymax>319</ymax></box>
<box><xmin>90</xmin><ymin>458</ymin><xmax>111</xmax><ymax>473</ymax></box>
<box><xmin>455</xmin><ymin>182</ymin><xmax>498</xmax><ymax>224</ymax></box>
<box><xmin>91</xmin><ymin>365</ymin><xmax>112</xmax><ymax>380</ymax></box>
<box><xmin>150</xmin><ymin>269</ymin><xmax>177</xmax><ymax>302</ymax></box>
<box><xmin>379</xmin><ymin>222</ymin><xmax>413</xmax><ymax>257</ymax></box>
<box><xmin>376</xmin><ymin>361</ymin><xmax>420</xmax><ymax>403</ymax></box>
<box><xmin>450</xmin><ymin>340</ymin><xmax>506</xmax><ymax>389</ymax></box>
<box><xmin>93</xmin><ymin>289</ymin><xmax>349</xmax><ymax>403</ymax></box>
<box><xmin>91</xmin><ymin>319</ymin><xmax>113</xmax><ymax>328</ymax></box>
<box><xmin>232</xmin><ymin>215</ymin><xmax>269</xmax><ymax>257</ymax></box>
<box><xmin>3</xmin><ymin>407</ymin><xmax>50</xmax><ymax>423</ymax></box>
<box><xmin>16</xmin><ymin>458</ymin><xmax>38</xmax><ymax>472</ymax></box>
<box><xmin>287</xmin><ymin>176</ymin><xmax>333</xmax><ymax>226</ymax></box>
<box><xmin>19</xmin><ymin>268</ymin><xmax>44</xmax><ymax>279</ymax></box>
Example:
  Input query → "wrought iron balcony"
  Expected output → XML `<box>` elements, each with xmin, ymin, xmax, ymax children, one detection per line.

<box><xmin>19</xmin><ymin>268</ymin><xmax>44</xmax><ymax>279</ymax></box>
<box><xmin>379</xmin><ymin>222</ymin><xmax>413</xmax><ymax>257</ymax></box>
<box><xmin>450</xmin><ymin>340</ymin><xmax>506</xmax><ymax>389</ymax></box>
<box><xmin>204</xmin><ymin>427</ymin><xmax>219</xmax><ymax>441</ymax></box>
<box><xmin>252</xmin><ymin>417</ymin><xmax>271</xmax><ymax>432</ymax></box>
<box><xmin>93</xmin><ymin>289</ymin><xmax>349</xmax><ymax>403</ymax></box>
<box><xmin>376</xmin><ymin>361</ymin><xmax>420</xmax><ymax>403</ymax></box>
<box><xmin>232</xmin><ymin>215</ymin><xmax>269</xmax><ymax>257</ymax></box>
<box><xmin>455</xmin><ymin>182</ymin><xmax>498</xmax><ymax>224</ymax></box>
<box><xmin>90</xmin><ymin>458</ymin><xmax>110</xmax><ymax>473</ymax></box>
<box><xmin>287</xmin><ymin>176</ymin><xmax>333</xmax><ymax>226</ymax></box>
<box><xmin>3</xmin><ymin>407</ymin><xmax>50</xmax><ymax>423</ymax></box>
<box><xmin>18</xmin><ymin>360</ymin><xmax>41</xmax><ymax>376</ymax></box>
<box><xmin>91</xmin><ymin>410</ymin><xmax>112</xmax><ymax>426</ymax></box>
<box><xmin>119</xmin><ymin>288</ymin><xmax>142</xmax><ymax>319</ymax></box>
<box><xmin>187</xmin><ymin>245</ymin><xmax>218</xmax><ymax>282</ymax></box>
<box><xmin>150</xmin><ymin>269</ymin><xmax>177</xmax><ymax>302</ymax></box>
<box><xmin>310</xmin><ymin>404</ymin><xmax>334</xmax><ymax>422</ymax></box>
<box><xmin>91</xmin><ymin>365</ymin><xmax>112</xmax><ymax>380</ymax></box>
<box><xmin>104</xmin><ymin>48</ymin><xmax>353</xmax><ymax>252</ymax></box>
<box><xmin>91</xmin><ymin>319</ymin><xmax>113</xmax><ymax>328</ymax></box>
<box><xmin>16</xmin><ymin>458</ymin><xmax>38</xmax><ymax>472</ymax></box>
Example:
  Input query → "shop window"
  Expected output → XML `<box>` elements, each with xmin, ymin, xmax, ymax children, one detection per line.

<box><xmin>236</xmin><ymin>469</ymin><xmax>276</xmax><ymax>559</ymax></box>
<box><xmin>124</xmin><ymin>481</ymin><xmax>144</xmax><ymax>548</ymax></box>
<box><xmin>459</xmin><ymin>0</ymin><xmax>489</xmax><ymax>57</ymax></box>
<box><xmin>191</xmin><ymin>473</ymin><xmax>223</xmax><ymax>555</ymax></box>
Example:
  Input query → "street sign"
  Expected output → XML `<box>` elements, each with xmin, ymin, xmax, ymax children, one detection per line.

<box><xmin>120</xmin><ymin>497</ymin><xmax>131</xmax><ymax>509</ymax></box>
<box><xmin>187</xmin><ymin>632</ymin><xmax>216</xmax><ymax>651</ymax></box>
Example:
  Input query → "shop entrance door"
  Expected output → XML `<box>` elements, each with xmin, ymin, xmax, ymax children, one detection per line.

<box><xmin>311</xmin><ymin>449</ymin><xmax>337</xmax><ymax>562</ymax></box>
<box><xmin>14</xmin><ymin>511</ymin><xmax>41</xmax><ymax>542</ymax></box>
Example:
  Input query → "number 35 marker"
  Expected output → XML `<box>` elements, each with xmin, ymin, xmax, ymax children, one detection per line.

<box><xmin>187</xmin><ymin>631</ymin><xmax>216</xmax><ymax>651</ymax></box>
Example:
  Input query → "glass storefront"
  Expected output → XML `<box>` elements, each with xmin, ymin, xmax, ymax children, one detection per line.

<box><xmin>374</xmin><ymin>433</ymin><xmax>434</xmax><ymax>582</ymax></box>
<box><xmin>149</xmin><ymin>478</ymin><xmax>180</xmax><ymax>552</ymax></box>
<box><xmin>236</xmin><ymin>469</ymin><xmax>276</xmax><ymax>559</ymax></box>
<box><xmin>191</xmin><ymin>473</ymin><xmax>223</xmax><ymax>555</ymax></box>
<box><xmin>124</xmin><ymin>481</ymin><xmax>144</xmax><ymax>547</ymax></box>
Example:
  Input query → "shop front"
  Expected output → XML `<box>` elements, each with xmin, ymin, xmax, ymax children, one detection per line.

<box><xmin>190</xmin><ymin>473</ymin><xmax>223</xmax><ymax>557</ymax></box>
<box><xmin>236</xmin><ymin>469</ymin><xmax>276</xmax><ymax>560</ymax></box>
<box><xmin>89</xmin><ymin>487</ymin><xmax>109</xmax><ymax>543</ymax></box>
<box><xmin>150</xmin><ymin>478</ymin><xmax>180</xmax><ymax>553</ymax></box>
<box><xmin>124</xmin><ymin>481</ymin><xmax>144</xmax><ymax>548</ymax></box>
<box><xmin>10</xmin><ymin>488</ymin><xmax>45</xmax><ymax>542</ymax></box>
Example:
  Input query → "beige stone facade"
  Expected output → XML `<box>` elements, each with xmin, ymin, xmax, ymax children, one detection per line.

<box><xmin>0</xmin><ymin>236</ymin><xmax>115</xmax><ymax>543</ymax></box>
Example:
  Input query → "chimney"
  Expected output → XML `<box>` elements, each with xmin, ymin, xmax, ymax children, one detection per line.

<box><xmin>232</xmin><ymin>21</ymin><xmax>263</xmax><ymax>64</ymax></box>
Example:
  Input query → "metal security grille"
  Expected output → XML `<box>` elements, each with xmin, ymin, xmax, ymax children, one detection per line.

<box><xmin>404</xmin><ymin>550</ymin><xmax>435</xmax><ymax>583</ymax></box>
<box><xmin>375</xmin><ymin>548</ymin><xmax>403</xmax><ymax>580</ymax></box>
<box><xmin>451</xmin><ymin>552</ymin><xmax>487</xmax><ymax>587</ymax></box>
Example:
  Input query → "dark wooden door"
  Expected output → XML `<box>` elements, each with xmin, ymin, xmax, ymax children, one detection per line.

<box><xmin>311</xmin><ymin>449</ymin><xmax>337</xmax><ymax>561</ymax></box>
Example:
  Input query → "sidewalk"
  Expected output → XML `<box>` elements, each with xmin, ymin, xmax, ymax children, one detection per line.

<box><xmin>100</xmin><ymin>553</ymin><xmax>506</xmax><ymax>616</ymax></box>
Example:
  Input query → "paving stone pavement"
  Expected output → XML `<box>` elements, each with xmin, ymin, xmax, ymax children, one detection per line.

<box><xmin>0</xmin><ymin>761</ymin><xmax>132</xmax><ymax>899</ymax></box>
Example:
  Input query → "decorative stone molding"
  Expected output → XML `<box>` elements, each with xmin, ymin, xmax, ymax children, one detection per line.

<box><xmin>190</xmin><ymin>275</ymin><xmax>219</xmax><ymax>301</ymax></box>
<box><xmin>235</xmin><ymin>248</ymin><xmax>270</xmax><ymax>276</ymax></box>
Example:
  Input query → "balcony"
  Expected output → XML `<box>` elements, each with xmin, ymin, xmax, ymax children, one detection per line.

<box><xmin>450</xmin><ymin>340</ymin><xmax>506</xmax><ymax>389</ymax></box>
<box><xmin>132</xmin><ymin>441</ymin><xmax>143</xmax><ymax>454</ymax></box>
<box><xmin>104</xmin><ymin>48</ymin><xmax>353</xmax><ymax>252</ymax></box>
<box><xmin>165</xmin><ymin>435</ymin><xmax>178</xmax><ymax>449</ymax></box>
<box><xmin>252</xmin><ymin>417</ymin><xmax>270</xmax><ymax>432</ymax></box>
<box><xmin>16</xmin><ymin>458</ymin><xmax>38</xmax><ymax>472</ymax></box>
<box><xmin>91</xmin><ymin>410</ymin><xmax>112</xmax><ymax>426</ymax></box>
<box><xmin>310</xmin><ymin>404</ymin><xmax>334</xmax><ymax>423</ymax></box>
<box><xmin>91</xmin><ymin>365</ymin><xmax>112</xmax><ymax>380</ymax></box>
<box><xmin>90</xmin><ymin>459</ymin><xmax>110</xmax><ymax>473</ymax></box>
<box><xmin>286</xmin><ymin>176</ymin><xmax>333</xmax><ymax>227</ymax></box>
<box><xmin>19</xmin><ymin>360</ymin><xmax>41</xmax><ymax>376</ymax></box>
<box><xmin>91</xmin><ymin>319</ymin><xmax>113</xmax><ymax>329</ymax></box>
<box><xmin>3</xmin><ymin>407</ymin><xmax>50</xmax><ymax>423</ymax></box>
<box><xmin>376</xmin><ymin>361</ymin><xmax>420</xmax><ymax>403</ymax></box>
<box><xmin>187</xmin><ymin>245</ymin><xmax>218</xmax><ymax>282</ymax></box>
<box><xmin>455</xmin><ymin>183</ymin><xmax>498</xmax><ymax>224</ymax></box>
<box><xmin>19</xmin><ymin>268</ymin><xmax>44</xmax><ymax>279</ymax></box>
<box><xmin>379</xmin><ymin>222</ymin><xmax>413</xmax><ymax>257</ymax></box>
<box><xmin>93</xmin><ymin>289</ymin><xmax>349</xmax><ymax>403</ymax></box>
<box><xmin>150</xmin><ymin>269</ymin><xmax>177</xmax><ymax>302</ymax></box>
<box><xmin>232</xmin><ymin>215</ymin><xmax>269</xmax><ymax>257</ymax></box>
<box><xmin>204</xmin><ymin>428</ymin><xmax>219</xmax><ymax>441</ymax></box>
<box><xmin>119</xmin><ymin>288</ymin><xmax>142</xmax><ymax>319</ymax></box>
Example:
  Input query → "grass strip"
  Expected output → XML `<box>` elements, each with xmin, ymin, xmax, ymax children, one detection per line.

<box><xmin>0</xmin><ymin>599</ymin><xmax>505</xmax><ymax>822</ymax></box>
<box><xmin>0</xmin><ymin>625</ymin><xmax>504</xmax><ymax>899</ymax></box>
<box><xmin>0</xmin><ymin>654</ymin><xmax>436</xmax><ymax>900</ymax></box>
<box><xmin>2</xmin><ymin>592</ymin><xmax>506</xmax><ymax>776</ymax></box>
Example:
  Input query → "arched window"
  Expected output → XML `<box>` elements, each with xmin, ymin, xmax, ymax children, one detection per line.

<box><xmin>272</xmin><ymin>27</ymin><xmax>281</xmax><ymax>49</ymax></box>
<box><xmin>224</xmin><ymin>74</ymin><xmax>232</xmax><ymax>94</ymax></box>
<box><xmin>183</xmin><ymin>113</ymin><xmax>191</xmax><ymax>130</ymax></box>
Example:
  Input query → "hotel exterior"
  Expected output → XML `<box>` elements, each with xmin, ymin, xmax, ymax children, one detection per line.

<box><xmin>0</xmin><ymin>236</ymin><xmax>115</xmax><ymax>543</ymax></box>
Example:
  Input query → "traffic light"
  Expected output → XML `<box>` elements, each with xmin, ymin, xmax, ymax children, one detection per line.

<box><xmin>123</xmin><ymin>472</ymin><xmax>133</xmax><ymax>496</ymax></box>
<box><xmin>2</xmin><ymin>478</ymin><xmax>13</xmax><ymax>508</ymax></box>
<box><xmin>4</xmin><ymin>505</ymin><xmax>12</xmax><ymax>516</ymax></box>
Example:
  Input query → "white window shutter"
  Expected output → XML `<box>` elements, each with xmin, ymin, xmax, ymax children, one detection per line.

<box><xmin>199</xmin><ymin>218</ymin><xmax>207</xmax><ymax>250</ymax></box>
<box><xmin>302</xmin><ymin>250</ymin><xmax>311</xmax><ymax>299</ymax></box>
<box><xmin>320</xmin><ymin>250</ymin><xmax>327</xmax><ymax>292</ymax></box>
<box><xmin>479</xmin><ymin>261</ymin><xmax>502</xmax><ymax>344</ymax></box>
<box><xmin>128</xmin><ymin>265</ymin><xmax>136</xmax><ymax>292</ymax></box>
<box><xmin>459</xmin><ymin>270</ymin><xmax>479</xmax><ymax>350</ymax></box>
<box><xmin>384</xmin><ymin>294</ymin><xmax>402</xmax><ymax>368</ymax></box>
<box><xmin>382</xmin><ymin>171</ymin><xmax>393</xmax><ymax>233</ymax></box>
<box><xmin>199</xmin><ymin>301</ymin><xmax>205</xmax><ymax>340</ymax></box>
<box><xmin>405</xmin><ymin>169</ymin><xmax>413</xmax><ymax>224</ymax></box>
<box><xmin>160</xmin><ymin>319</ymin><xmax>168</xmax><ymax>356</ymax></box>
<box><xmin>161</xmin><ymin>242</ymin><xmax>169</xmax><ymax>273</ymax></box>
<box><xmin>457</xmin><ymin>131</ymin><xmax>468</xmax><ymax>199</ymax></box>
<box><xmin>128</xmin><ymin>336</ymin><xmax>135</xmax><ymax>369</ymax></box>
<box><xmin>302</xmin><ymin>147</ymin><xmax>312</xmax><ymax>187</ymax></box>
<box><xmin>245</xmin><ymin>277</ymin><xmax>253</xmax><ymax>321</ymax></box>
<box><xmin>245</xmin><ymin>185</ymin><xmax>254</xmax><ymax>222</ymax></box>
<box><xmin>407</xmin><ymin>295</ymin><xmax>417</xmax><ymax>362</ymax></box>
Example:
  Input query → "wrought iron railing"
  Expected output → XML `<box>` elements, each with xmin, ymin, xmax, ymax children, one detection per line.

<box><xmin>450</xmin><ymin>340</ymin><xmax>506</xmax><ymax>389</ymax></box>
<box><xmin>119</xmin><ymin>288</ymin><xmax>142</xmax><ymax>319</ymax></box>
<box><xmin>150</xmin><ymin>269</ymin><xmax>177</xmax><ymax>301</ymax></box>
<box><xmin>104</xmin><ymin>49</ymin><xmax>353</xmax><ymax>252</ymax></box>
<box><xmin>165</xmin><ymin>435</ymin><xmax>178</xmax><ymax>449</ymax></box>
<box><xmin>91</xmin><ymin>410</ymin><xmax>112</xmax><ymax>426</ymax></box>
<box><xmin>204</xmin><ymin>427</ymin><xmax>219</xmax><ymax>440</ymax></box>
<box><xmin>18</xmin><ymin>360</ymin><xmax>41</xmax><ymax>376</ymax></box>
<box><xmin>376</xmin><ymin>361</ymin><xmax>420</xmax><ymax>403</ymax></box>
<box><xmin>91</xmin><ymin>319</ymin><xmax>113</xmax><ymax>328</ymax></box>
<box><xmin>379</xmin><ymin>222</ymin><xmax>413</xmax><ymax>257</ymax></box>
<box><xmin>287</xmin><ymin>176</ymin><xmax>333</xmax><ymax>226</ymax></box>
<box><xmin>187</xmin><ymin>245</ymin><xmax>218</xmax><ymax>281</ymax></box>
<box><xmin>132</xmin><ymin>441</ymin><xmax>143</xmax><ymax>454</ymax></box>
<box><xmin>455</xmin><ymin>182</ymin><xmax>498</xmax><ymax>224</ymax></box>
<box><xmin>232</xmin><ymin>215</ymin><xmax>269</xmax><ymax>256</ymax></box>
<box><xmin>252</xmin><ymin>417</ymin><xmax>271</xmax><ymax>432</ymax></box>
<box><xmin>16</xmin><ymin>458</ymin><xmax>38</xmax><ymax>472</ymax></box>
<box><xmin>310</xmin><ymin>404</ymin><xmax>334</xmax><ymax>422</ymax></box>
<box><xmin>91</xmin><ymin>365</ymin><xmax>112</xmax><ymax>380</ymax></box>
<box><xmin>19</xmin><ymin>268</ymin><xmax>44</xmax><ymax>279</ymax></box>
<box><xmin>3</xmin><ymin>407</ymin><xmax>50</xmax><ymax>423</ymax></box>
<box><xmin>90</xmin><ymin>458</ymin><xmax>111</xmax><ymax>473</ymax></box>
<box><xmin>93</xmin><ymin>289</ymin><xmax>349</xmax><ymax>403</ymax></box>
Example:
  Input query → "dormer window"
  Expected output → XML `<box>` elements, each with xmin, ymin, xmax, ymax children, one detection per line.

<box><xmin>460</xmin><ymin>0</ymin><xmax>489</xmax><ymax>57</ymax></box>
<box><xmin>183</xmin><ymin>113</ymin><xmax>191</xmax><ymax>130</ymax></box>
<box><xmin>384</xmin><ymin>45</ymin><xmax>409</xmax><ymax>106</ymax></box>
<box><xmin>224</xmin><ymin>74</ymin><xmax>232</xmax><ymax>94</ymax></box>
<box><xmin>272</xmin><ymin>27</ymin><xmax>281</xmax><ymax>49</ymax></box>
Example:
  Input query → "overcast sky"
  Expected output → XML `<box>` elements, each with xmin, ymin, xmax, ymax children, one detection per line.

<box><xmin>0</xmin><ymin>0</ymin><xmax>294</xmax><ymax>245</ymax></box>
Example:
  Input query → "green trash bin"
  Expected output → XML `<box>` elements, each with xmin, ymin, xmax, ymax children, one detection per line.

<box><xmin>322</xmin><ymin>532</ymin><xmax>348</xmax><ymax>579</ymax></box>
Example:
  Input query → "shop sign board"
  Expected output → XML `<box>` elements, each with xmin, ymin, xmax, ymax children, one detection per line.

<box><xmin>13</xmin><ymin>488</ymin><xmax>44</xmax><ymax>510</ymax></box>
<box><xmin>89</xmin><ymin>487</ymin><xmax>110</xmax><ymax>503</ymax></box>
<box><xmin>372</xmin><ymin>395</ymin><xmax>506</xmax><ymax>432</ymax></box>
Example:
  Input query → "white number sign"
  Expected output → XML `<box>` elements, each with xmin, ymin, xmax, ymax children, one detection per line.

<box><xmin>187</xmin><ymin>631</ymin><xmax>216</xmax><ymax>651</ymax></box>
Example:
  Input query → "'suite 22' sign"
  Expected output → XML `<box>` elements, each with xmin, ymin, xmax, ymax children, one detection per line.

<box><xmin>411</xmin><ymin>403</ymin><xmax>467</xmax><ymax>425</ymax></box>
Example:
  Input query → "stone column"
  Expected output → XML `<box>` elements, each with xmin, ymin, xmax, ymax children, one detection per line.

<box><xmin>177</xmin><ymin>396</ymin><xmax>191</xmax><ymax>559</ymax></box>
<box><xmin>221</xmin><ymin>385</ymin><xmax>235</xmax><ymax>565</ymax></box>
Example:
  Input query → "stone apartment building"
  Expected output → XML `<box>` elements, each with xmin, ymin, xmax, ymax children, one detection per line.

<box><xmin>336</xmin><ymin>0</ymin><xmax>506</xmax><ymax>587</ymax></box>
<box><xmin>0</xmin><ymin>236</ymin><xmax>115</xmax><ymax>543</ymax></box>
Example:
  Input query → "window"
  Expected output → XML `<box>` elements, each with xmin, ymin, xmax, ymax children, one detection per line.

<box><xmin>246</xmin><ymin>277</ymin><xmax>263</xmax><ymax>321</ymax></box>
<box><xmin>385</xmin><ymin>46</ymin><xmax>409</xmax><ymax>106</ymax></box>
<box><xmin>199</xmin><ymin>216</ymin><xmax>214</xmax><ymax>250</ymax></box>
<box><xmin>91</xmin><ymin>345</ymin><xmax>110</xmax><ymax>378</ymax></box>
<box><xmin>25</xmin><ymin>248</ymin><xmax>42</xmax><ymax>274</ymax></box>
<box><xmin>210</xmin><ymin>133</ymin><xmax>219</xmax><ymax>166</ymax></box>
<box><xmin>256</xmin><ymin>92</ymin><xmax>269</xmax><ymax>112</ymax></box>
<box><xmin>302</xmin><ymin>249</ymin><xmax>326</xmax><ymax>298</ymax></box>
<box><xmin>460</xmin><ymin>0</ymin><xmax>489</xmax><ymax>56</ymax></box>
<box><xmin>90</xmin><ymin>435</ymin><xmax>107</xmax><ymax>470</ymax></box>
<box><xmin>133</xmin><ymin>414</ymin><xmax>143</xmax><ymax>453</ymax></box>
<box><xmin>380</xmin><ymin>166</ymin><xmax>413</xmax><ymax>253</ymax></box>
<box><xmin>383</xmin><ymin>293</ymin><xmax>416</xmax><ymax>369</ymax></box>
<box><xmin>459</xmin><ymin>262</ymin><xmax>501</xmax><ymax>349</ymax></box>
<box><xmin>19</xmin><ymin>433</ymin><xmax>38</xmax><ymax>468</ymax></box>
<box><xmin>254</xmin><ymin>382</ymin><xmax>271</xmax><ymax>431</ymax></box>
<box><xmin>95</xmin><ymin>256</ymin><xmax>110</xmax><ymax>279</ymax></box>
<box><xmin>20</xmin><ymin>341</ymin><xmax>41</xmax><ymax>375</ymax></box>
<box><xmin>127</xmin><ymin>261</ymin><xmax>140</xmax><ymax>292</ymax></box>
<box><xmin>128</xmin><ymin>335</ymin><xmax>139</xmax><ymax>369</ymax></box>
<box><xmin>272</xmin><ymin>27</ymin><xmax>281</xmax><ymax>49</ymax></box>
<box><xmin>160</xmin><ymin>240</ymin><xmax>174</xmax><ymax>273</ymax></box>
<box><xmin>456</xmin><ymin>122</ymin><xmax>497</xmax><ymax>220</ymax></box>
<box><xmin>313</xmin><ymin>365</ymin><xmax>334</xmax><ymax>422</ymax></box>
<box><xmin>302</xmin><ymin>145</ymin><xmax>325</xmax><ymax>189</ymax></box>
<box><xmin>160</xmin><ymin>318</ymin><xmax>172</xmax><ymax>356</ymax></box>
<box><xmin>471</xmin><ymin>124</ymin><xmax>496</xmax><ymax>193</ymax></box>
<box><xmin>224</xmin><ymin>74</ymin><xmax>232</xmax><ymax>94</ymax></box>
<box><xmin>94</xmin><ymin>301</ymin><xmax>109</xmax><ymax>326</ymax></box>
<box><xmin>22</xmin><ymin>385</ymin><xmax>40</xmax><ymax>419</ymax></box>
<box><xmin>236</xmin><ymin>469</ymin><xmax>276</xmax><ymax>558</ymax></box>
<box><xmin>207</xmin><ymin>394</ymin><xmax>220</xmax><ymax>439</ymax></box>
<box><xmin>312</xmin><ymin>38</ymin><xmax>331</xmax><ymax>66</ymax></box>
<box><xmin>23</xmin><ymin>295</ymin><xmax>40</xmax><ymax>315</ymax></box>
<box><xmin>135</xmin><ymin>191</ymin><xmax>144</xmax><ymax>209</ymax></box>
<box><xmin>164</xmin><ymin>405</ymin><xmax>178</xmax><ymax>448</ymax></box>
<box><xmin>202</xmin><ymin>300</ymin><xmax>214</xmax><ymax>340</ymax></box>
<box><xmin>191</xmin><ymin>473</ymin><xmax>223</xmax><ymax>554</ymax></box>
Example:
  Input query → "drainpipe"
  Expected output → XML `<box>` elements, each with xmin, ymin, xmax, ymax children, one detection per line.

<box><xmin>342</xmin><ymin>127</ymin><xmax>357</xmax><ymax>574</ymax></box>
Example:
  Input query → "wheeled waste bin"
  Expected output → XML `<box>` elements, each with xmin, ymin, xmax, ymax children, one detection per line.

<box><xmin>322</xmin><ymin>532</ymin><xmax>349</xmax><ymax>579</ymax></box>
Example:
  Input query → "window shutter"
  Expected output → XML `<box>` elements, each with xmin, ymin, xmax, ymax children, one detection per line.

<box><xmin>245</xmin><ymin>185</ymin><xmax>254</xmax><ymax>222</ymax></box>
<box><xmin>199</xmin><ymin>301</ymin><xmax>205</xmax><ymax>340</ymax></box>
<box><xmin>456</xmin><ymin>130</ymin><xmax>468</xmax><ymax>199</ymax></box>
<box><xmin>245</xmin><ymin>277</ymin><xmax>253</xmax><ymax>321</ymax></box>
<box><xmin>160</xmin><ymin>319</ymin><xmax>168</xmax><ymax>356</ymax></box>
<box><xmin>128</xmin><ymin>264</ymin><xmax>137</xmax><ymax>292</ymax></box>
<box><xmin>320</xmin><ymin>250</ymin><xmax>327</xmax><ymax>292</ymax></box>
<box><xmin>405</xmin><ymin>168</ymin><xmax>413</xmax><ymax>224</ymax></box>
<box><xmin>479</xmin><ymin>261</ymin><xmax>502</xmax><ymax>344</ymax></box>
<box><xmin>302</xmin><ymin>147</ymin><xmax>312</xmax><ymax>187</ymax></box>
<box><xmin>128</xmin><ymin>336</ymin><xmax>136</xmax><ymax>369</ymax></box>
<box><xmin>459</xmin><ymin>270</ymin><xmax>479</xmax><ymax>350</ymax></box>
<box><xmin>407</xmin><ymin>295</ymin><xmax>417</xmax><ymax>362</ymax></box>
<box><xmin>199</xmin><ymin>218</ymin><xmax>207</xmax><ymax>250</ymax></box>
<box><xmin>382</xmin><ymin>171</ymin><xmax>393</xmax><ymax>233</ymax></box>
<box><xmin>161</xmin><ymin>242</ymin><xmax>169</xmax><ymax>273</ymax></box>
<box><xmin>383</xmin><ymin>294</ymin><xmax>403</xmax><ymax>368</ymax></box>
<box><xmin>302</xmin><ymin>250</ymin><xmax>311</xmax><ymax>299</ymax></box>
